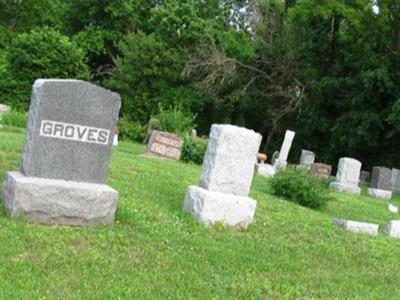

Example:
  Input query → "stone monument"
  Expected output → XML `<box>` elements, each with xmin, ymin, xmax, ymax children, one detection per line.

<box><xmin>368</xmin><ymin>167</ymin><xmax>392</xmax><ymax>199</ymax></box>
<box><xmin>147</xmin><ymin>130</ymin><xmax>183</xmax><ymax>160</ymax></box>
<box><xmin>2</xmin><ymin>79</ymin><xmax>120</xmax><ymax>225</ymax></box>
<box><xmin>297</xmin><ymin>149</ymin><xmax>315</xmax><ymax>170</ymax></box>
<box><xmin>274</xmin><ymin>130</ymin><xmax>295</xmax><ymax>169</ymax></box>
<box><xmin>310</xmin><ymin>163</ymin><xmax>332</xmax><ymax>179</ymax></box>
<box><xmin>391</xmin><ymin>168</ymin><xmax>400</xmax><ymax>193</ymax></box>
<box><xmin>329</xmin><ymin>158</ymin><xmax>361</xmax><ymax>195</ymax></box>
<box><xmin>183</xmin><ymin>124</ymin><xmax>261</xmax><ymax>228</ymax></box>
<box><xmin>359</xmin><ymin>170</ymin><xmax>371</xmax><ymax>184</ymax></box>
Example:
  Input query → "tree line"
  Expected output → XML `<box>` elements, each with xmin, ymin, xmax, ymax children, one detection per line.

<box><xmin>0</xmin><ymin>0</ymin><xmax>399</xmax><ymax>169</ymax></box>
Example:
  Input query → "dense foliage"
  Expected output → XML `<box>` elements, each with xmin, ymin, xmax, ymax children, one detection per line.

<box><xmin>0</xmin><ymin>0</ymin><xmax>399</xmax><ymax>168</ymax></box>
<box><xmin>269</xmin><ymin>168</ymin><xmax>333</xmax><ymax>209</ymax></box>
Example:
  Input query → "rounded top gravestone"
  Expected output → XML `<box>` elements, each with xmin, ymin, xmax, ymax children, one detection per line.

<box><xmin>21</xmin><ymin>79</ymin><xmax>121</xmax><ymax>184</ymax></box>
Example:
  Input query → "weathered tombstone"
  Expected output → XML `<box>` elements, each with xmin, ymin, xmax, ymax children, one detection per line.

<box><xmin>359</xmin><ymin>170</ymin><xmax>371</xmax><ymax>184</ymax></box>
<box><xmin>329</xmin><ymin>158</ymin><xmax>361</xmax><ymax>195</ymax></box>
<box><xmin>388</xmin><ymin>204</ymin><xmax>398</xmax><ymax>214</ymax></box>
<box><xmin>1</xmin><ymin>79</ymin><xmax>120</xmax><ymax>225</ymax></box>
<box><xmin>147</xmin><ymin>130</ymin><xmax>183</xmax><ymax>160</ymax></box>
<box><xmin>368</xmin><ymin>167</ymin><xmax>392</xmax><ymax>199</ymax></box>
<box><xmin>274</xmin><ymin>130</ymin><xmax>295</xmax><ymax>169</ymax></box>
<box><xmin>0</xmin><ymin>104</ymin><xmax>11</xmax><ymax>115</ymax></box>
<box><xmin>390</xmin><ymin>168</ymin><xmax>400</xmax><ymax>193</ymax></box>
<box><xmin>332</xmin><ymin>218</ymin><xmax>379</xmax><ymax>236</ymax></box>
<box><xmin>184</xmin><ymin>124</ymin><xmax>261</xmax><ymax>228</ymax></box>
<box><xmin>385</xmin><ymin>221</ymin><xmax>400</xmax><ymax>239</ymax></box>
<box><xmin>310</xmin><ymin>163</ymin><xmax>332</xmax><ymax>179</ymax></box>
<box><xmin>297</xmin><ymin>149</ymin><xmax>315</xmax><ymax>170</ymax></box>
<box><xmin>271</xmin><ymin>151</ymin><xmax>280</xmax><ymax>165</ymax></box>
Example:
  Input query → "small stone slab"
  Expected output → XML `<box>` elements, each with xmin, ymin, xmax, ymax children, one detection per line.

<box><xmin>147</xmin><ymin>130</ymin><xmax>183</xmax><ymax>160</ymax></box>
<box><xmin>385</xmin><ymin>221</ymin><xmax>400</xmax><ymax>239</ymax></box>
<box><xmin>21</xmin><ymin>79</ymin><xmax>120</xmax><ymax>184</ymax></box>
<box><xmin>183</xmin><ymin>185</ymin><xmax>257</xmax><ymax>229</ymax></box>
<box><xmin>388</xmin><ymin>204</ymin><xmax>398</xmax><ymax>214</ymax></box>
<box><xmin>368</xmin><ymin>188</ymin><xmax>392</xmax><ymax>200</ymax></box>
<box><xmin>310</xmin><ymin>163</ymin><xmax>332</xmax><ymax>179</ymax></box>
<box><xmin>199</xmin><ymin>124</ymin><xmax>262</xmax><ymax>196</ymax></box>
<box><xmin>2</xmin><ymin>172</ymin><xmax>118</xmax><ymax>226</ymax></box>
<box><xmin>332</xmin><ymin>218</ymin><xmax>379</xmax><ymax>236</ymax></box>
<box><xmin>255</xmin><ymin>163</ymin><xmax>276</xmax><ymax>177</ymax></box>
<box><xmin>0</xmin><ymin>104</ymin><xmax>11</xmax><ymax>115</ymax></box>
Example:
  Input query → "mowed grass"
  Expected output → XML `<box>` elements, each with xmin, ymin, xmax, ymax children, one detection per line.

<box><xmin>1</xmin><ymin>127</ymin><xmax>400</xmax><ymax>299</ymax></box>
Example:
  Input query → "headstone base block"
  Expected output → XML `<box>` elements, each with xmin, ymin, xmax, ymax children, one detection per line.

<box><xmin>329</xmin><ymin>182</ymin><xmax>361</xmax><ymax>195</ymax></box>
<box><xmin>183</xmin><ymin>186</ymin><xmax>256</xmax><ymax>229</ymax></box>
<box><xmin>368</xmin><ymin>188</ymin><xmax>392</xmax><ymax>200</ymax></box>
<box><xmin>255</xmin><ymin>163</ymin><xmax>276</xmax><ymax>177</ymax></box>
<box><xmin>2</xmin><ymin>172</ymin><xmax>118</xmax><ymax>226</ymax></box>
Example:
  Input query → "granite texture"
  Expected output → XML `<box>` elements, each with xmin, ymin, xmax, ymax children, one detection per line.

<box><xmin>199</xmin><ymin>124</ymin><xmax>262</xmax><ymax>196</ymax></box>
<box><xmin>370</xmin><ymin>167</ymin><xmax>392</xmax><ymax>191</ymax></box>
<box><xmin>21</xmin><ymin>79</ymin><xmax>121</xmax><ymax>184</ymax></box>
<box><xmin>368</xmin><ymin>188</ymin><xmax>392</xmax><ymax>200</ymax></box>
<box><xmin>2</xmin><ymin>172</ymin><xmax>118</xmax><ymax>226</ymax></box>
<box><xmin>330</xmin><ymin>158</ymin><xmax>361</xmax><ymax>195</ymax></box>
<box><xmin>183</xmin><ymin>185</ymin><xmax>257</xmax><ymax>229</ymax></box>
<box><xmin>332</xmin><ymin>218</ymin><xmax>379</xmax><ymax>236</ymax></box>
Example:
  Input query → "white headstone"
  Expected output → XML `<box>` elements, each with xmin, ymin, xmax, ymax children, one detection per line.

<box><xmin>299</xmin><ymin>150</ymin><xmax>315</xmax><ymax>166</ymax></box>
<box><xmin>274</xmin><ymin>130</ymin><xmax>295</xmax><ymax>169</ymax></box>
<box><xmin>388</xmin><ymin>204</ymin><xmax>398</xmax><ymax>214</ymax></box>
<box><xmin>184</xmin><ymin>124</ymin><xmax>262</xmax><ymax>228</ymax></box>
<box><xmin>333</xmin><ymin>218</ymin><xmax>379</xmax><ymax>236</ymax></box>
<box><xmin>329</xmin><ymin>158</ymin><xmax>362</xmax><ymax>195</ymax></box>
<box><xmin>385</xmin><ymin>221</ymin><xmax>400</xmax><ymax>239</ymax></box>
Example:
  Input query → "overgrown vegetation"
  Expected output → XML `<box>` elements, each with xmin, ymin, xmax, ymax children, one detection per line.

<box><xmin>0</xmin><ymin>110</ymin><xmax>27</xmax><ymax>128</ymax></box>
<box><xmin>269</xmin><ymin>168</ymin><xmax>333</xmax><ymax>209</ymax></box>
<box><xmin>180</xmin><ymin>135</ymin><xmax>208</xmax><ymax>165</ymax></box>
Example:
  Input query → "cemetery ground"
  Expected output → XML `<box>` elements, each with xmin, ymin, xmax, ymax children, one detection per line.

<box><xmin>1</xmin><ymin>127</ymin><xmax>400</xmax><ymax>299</ymax></box>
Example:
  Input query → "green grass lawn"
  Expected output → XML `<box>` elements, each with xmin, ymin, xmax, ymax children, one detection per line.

<box><xmin>1</xmin><ymin>127</ymin><xmax>400</xmax><ymax>299</ymax></box>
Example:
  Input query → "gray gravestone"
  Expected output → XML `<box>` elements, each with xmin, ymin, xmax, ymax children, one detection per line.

<box><xmin>147</xmin><ymin>130</ymin><xmax>184</xmax><ymax>160</ymax></box>
<box><xmin>21</xmin><ymin>79</ymin><xmax>120</xmax><ymax>184</ymax></box>
<box><xmin>370</xmin><ymin>167</ymin><xmax>392</xmax><ymax>191</ymax></box>
<box><xmin>391</xmin><ymin>168</ymin><xmax>400</xmax><ymax>193</ymax></box>
<box><xmin>299</xmin><ymin>150</ymin><xmax>315</xmax><ymax>166</ymax></box>
<box><xmin>359</xmin><ymin>170</ymin><xmax>371</xmax><ymax>184</ymax></box>
<box><xmin>2</xmin><ymin>79</ymin><xmax>121</xmax><ymax>226</ymax></box>
<box><xmin>310</xmin><ymin>163</ymin><xmax>332</xmax><ymax>179</ymax></box>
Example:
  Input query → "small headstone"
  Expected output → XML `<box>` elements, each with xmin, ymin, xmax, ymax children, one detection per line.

<box><xmin>2</xmin><ymin>79</ymin><xmax>121</xmax><ymax>226</ymax></box>
<box><xmin>0</xmin><ymin>104</ymin><xmax>11</xmax><ymax>115</ymax></box>
<box><xmin>147</xmin><ymin>130</ymin><xmax>183</xmax><ymax>160</ymax></box>
<box><xmin>184</xmin><ymin>124</ymin><xmax>262</xmax><ymax>228</ymax></box>
<box><xmin>388</xmin><ymin>204</ymin><xmax>398</xmax><ymax>214</ymax></box>
<box><xmin>359</xmin><ymin>170</ymin><xmax>371</xmax><ymax>184</ymax></box>
<box><xmin>299</xmin><ymin>150</ymin><xmax>315</xmax><ymax>167</ymax></box>
<box><xmin>332</xmin><ymin>218</ymin><xmax>379</xmax><ymax>236</ymax></box>
<box><xmin>274</xmin><ymin>130</ymin><xmax>295</xmax><ymax>169</ymax></box>
<box><xmin>113</xmin><ymin>128</ymin><xmax>119</xmax><ymax>146</ymax></box>
<box><xmin>390</xmin><ymin>168</ymin><xmax>400</xmax><ymax>193</ymax></box>
<box><xmin>370</xmin><ymin>167</ymin><xmax>392</xmax><ymax>191</ymax></box>
<box><xmin>385</xmin><ymin>221</ymin><xmax>400</xmax><ymax>239</ymax></box>
<box><xmin>271</xmin><ymin>151</ymin><xmax>279</xmax><ymax>165</ymax></box>
<box><xmin>329</xmin><ymin>158</ymin><xmax>362</xmax><ymax>195</ymax></box>
<box><xmin>310</xmin><ymin>163</ymin><xmax>332</xmax><ymax>179</ymax></box>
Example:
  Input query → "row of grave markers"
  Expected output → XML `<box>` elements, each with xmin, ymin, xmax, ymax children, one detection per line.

<box><xmin>1</xmin><ymin>79</ymin><xmax>400</xmax><ymax>230</ymax></box>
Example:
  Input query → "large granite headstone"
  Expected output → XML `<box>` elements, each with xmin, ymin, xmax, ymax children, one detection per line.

<box><xmin>2</xmin><ymin>79</ymin><xmax>121</xmax><ymax>226</ymax></box>
<box><xmin>368</xmin><ymin>166</ymin><xmax>392</xmax><ymax>199</ymax></box>
<box><xmin>310</xmin><ymin>163</ymin><xmax>332</xmax><ymax>179</ymax></box>
<box><xmin>274</xmin><ymin>130</ymin><xmax>295</xmax><ymax>169</ymax></box>
<box><xmin>391</xmin><ymin>168</ymin><xmax>400</xmax><ymax>193</ymax></box>
<box><xmin>184</xmin><ymin>124</ymin><xmax>261</xmax><ymax>228</ymax></box>
<box><xmin>329</xmin><ymin>158</ymin><xmax>361</xmax><ymax>195</ymax></box>
<box><xmin>147</xmin><ymin>130</ymin><xmax>183</xmax><ymax>160</ymax></box>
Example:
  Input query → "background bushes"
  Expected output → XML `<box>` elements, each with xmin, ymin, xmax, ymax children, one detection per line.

<box><xmin>269</xmin><ymin>169</ymin><xmax>333</xmax><ymax>209</ymax></box>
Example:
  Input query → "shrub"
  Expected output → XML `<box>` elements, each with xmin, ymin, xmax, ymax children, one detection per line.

<box><xmin>118</xmin><ymin>117</ymin><xmax>146</xmax><ymax>142</ymax></box>
<box><xmin>151</xmin><ymin>104</ymin><xmax>196</xmax><ymax>136</ymax></box>
<box><xmin>181</xmin><ymin>135</ymin><xmax>208</xmax><ymax>164</ymax></box>
<box><xmin>0</xmin><ymin>111</ymin><xmax>27</xmax><ymax>128</ymax></box>
<box><xmin>269</xmin><ymin>168</ymin><xmax>332</xmax><ymax>209</ymax></box>
<box><xmin>0</xmin><ymin>27</ymin><xmax>90</xmax><ymax>110</ymax></box>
